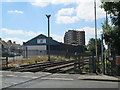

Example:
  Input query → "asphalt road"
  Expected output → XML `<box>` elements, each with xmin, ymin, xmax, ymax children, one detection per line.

<box><xmin>1</xmin><ymin>71</ymin><xmax>119</xmax><ymax>89</ymax></box>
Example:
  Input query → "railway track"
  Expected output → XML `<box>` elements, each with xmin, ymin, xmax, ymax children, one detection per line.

<box><xmin>3</xmin><ymin>60</ymin><xmax>76</xmax><ymax>73</ymax></box>
<box><xmin>2</xmin><ymin>59</ymin><xmax>90</xmax><ymax>74</ymax></box>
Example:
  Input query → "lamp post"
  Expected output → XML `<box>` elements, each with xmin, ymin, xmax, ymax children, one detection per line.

<box><xmin>105</xmin><ymin>11</ymin><xmax>109</xmax><ymax>75</ymax></box>
<box><xmin>46</xmin><ymin>14</ymin><xmax>51</xmax><ymax>61</ymax></box>
<box><xmin>94</xmin><ymin>0</ymin><xmax>98</xmax><ymax>73</ymax></box>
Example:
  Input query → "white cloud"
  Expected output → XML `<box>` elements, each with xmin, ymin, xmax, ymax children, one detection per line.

<box><xmin>56</xmin><ymin>8</ymin><xmax>75</xmax><ymax>16</ymax></box>
<box><xmin>4</xmin><ymin>37</ymin><xmax>27</xmax><ymax>45</ymax></box>
<box><xmin>55</xmin><ymin>0</ymin><xmax>105</xmax><ymax>24</ymax></box>
<box><xmin>1</xmin><ymin>0</ymin><xmax>33</xmax><ymax>2</ymax></box>
<box><xmin>76</xmin><ymin>27</ymin><xmax>102</xmax><ymax>45</ymax></box>
<box><xmin>31</xmin><ymin>0</ymin><xmax>49</xmax><ymax>7</ymax></box>
<box><xmin>1</xmin><ymin>28</ymin><xmax>63</xmax><ymax>44</ymax></box>
<box><xmin>8</xmin><ymin>10</ymin><xmax>24</xmax><ymax>14</ymax></box>
<box><xmin>0</xmin><ymin>28</ymin><xmax>44</xmax><ymax>36</ymax></box>
<box><xmin>31</xmin><ymin>0</ymin><xmax>105</xmax><ymax>24</ymax></box>
<box><xmin>0</xmin><ymin>28</ymin><xmax>45</xmax><ymax>44</ymax></box>
<box><xmin>31</xmin><ymin>0</ymin><xmax>76</xmax><ymax>7</ymax></box>
<box><xmin>51</xmin><ymin>34</ymin><xmax>63</xmax><ymax>42</ymax></box>
<box><xmin>56</xmin><ymin>16</ymin><xmax>79</xmax><ymax>24</ymax></box>
<box><xmin>78</xmin><ymin>27</ymin><xmax>102</xmax><ymax>36</ymax></box>
<box><xmin>76</xmin><ymin>0</ymin><xmax>105</xmax><ymax>21</ymax></box>
<box><xmin>55</xmin><ymin>8</ymin><xmax>79</xmax><ymax>24</ymax></box>
<box><xmin>1</xmin><ymin>28</ymin><xmax>24</xmax><ymax>34</ymax></box>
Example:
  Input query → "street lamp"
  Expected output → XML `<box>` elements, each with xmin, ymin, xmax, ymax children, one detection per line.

<box><xmin>46</xmin><ymin>14</ymin><xmax>51</xmax><ymax>61</ymax></box>
<box><xmin>94</xmin><ymin>0</ymin><xmax>98</xmax><ymax>74</ymax></box>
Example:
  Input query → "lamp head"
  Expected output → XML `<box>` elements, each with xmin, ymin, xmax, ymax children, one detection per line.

<box><xmin>46</xmin><ymin>14</ymin><xmax>51</xmax><ymax>18</ymax></box>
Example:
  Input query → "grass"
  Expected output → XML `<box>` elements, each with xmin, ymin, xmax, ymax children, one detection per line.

<box><xmin>7</xmin><ymin>56</ymin><xmax>70</xmax><ymax>67</ymax></box>
<box><xmin>84</xmin><ymin>64</ymin><xmax>89</xmax><ymax>68</ymax></box>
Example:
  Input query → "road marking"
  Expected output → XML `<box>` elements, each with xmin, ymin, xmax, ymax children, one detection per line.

<box><xmin>6</xmin><ymin>75</ymin><xmax>18</xmax><ymax>77</ymax></box>
<box><xmin>41</xmin><ymin>77</ymin><xmax>74</xmax><ymax>81</ymax></box>
<box><xmin>0</xmin><ymin>71</ymin><xmax>4</xmax><ymax>72</ymax></box>
<box><xmin>78</xmin><ymin>75</ymin><xmax>119</xmax><ymax>80</ymax></box>
<box><xmin>14</xmin><ymin>72</ymin><xmax>21</xmax><ymax>74</ymax></box>
<box><xmin>21</xmin><ymin>76</ymin><xmax>38</xmax><ymax>79</ymax></box>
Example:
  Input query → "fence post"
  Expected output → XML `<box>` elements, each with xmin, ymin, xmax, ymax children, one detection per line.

<box><xmin>92</xmin><ymin>55</ymin><xmax>96</xmax><ymax>73</ymax></box>
<box><xmin>74</xmin><ymin>52</ymin><xmax>77</xmax><ymax>73</ymax></box>
<box><xmin>78</xmin><ymin>55</ymin><xmax>82</xmax><ymax>73</ymax></box>
<box><xmin>116</xmin><ymin>56</ymin><xmax>120</xmax><ymax>76</ymax></box>
<box><xmin>6</xmin><ymin>56</ymin><xmax>8</xmax><ymax>67</ymax></box>
<box><xmin>89</xmin><ymin>57</ymin><xmax>93</xmax><ymax>73</ymax></box>
<box><xmin>26</xmin><ymin>47</ymin><xmax>28</xmax><ymax>58</ymax></box>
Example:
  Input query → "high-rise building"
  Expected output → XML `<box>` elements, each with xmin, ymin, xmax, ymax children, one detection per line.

<box><xmin>64</xmin><ymin>30</ymin><xmax>85</xmax><ymax>45</ymax></box>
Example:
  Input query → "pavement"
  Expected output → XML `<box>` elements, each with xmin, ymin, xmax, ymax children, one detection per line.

<box><xmin>0</xmin><ymin>70</ymin><xmax>120</xmax><ymax>89</ymax></box>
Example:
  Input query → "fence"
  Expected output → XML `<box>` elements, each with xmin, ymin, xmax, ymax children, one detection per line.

<box><xmin>22</xmin><ymin>50</ymin><xmax>77</xmax><ymax>58</ymax></box>
<box><xmin>0</xmin><ymin>57</ymin><xmax>8</xmax><ymax>68</ymax></box>
<box><xmin>105</xmin><ymin>56</ymin><xmax>116</xmax><ymax>76</ymax></box>
<box><xmin>0</xmin><ymin>49</ymin><xmax>99</xmax><ymax>74</ymax></box>
<box><xmin>1</xmin><ymin>49</ymin><xmax>118</xmax><ymax>76</ymax></box>
<box><xmin>73</xmin><ymin>53</ymin><xmax>117</xmax><ymax>75</ymax></box>
<box><xmin>73</xmin><ymin>53</ymin><xmax>96</xmax><ymax>74</ymax></box>
<box><xmin>1</xmin><ymin>49</ymin><xmax>77</xmax><ymax>69</ymax></box>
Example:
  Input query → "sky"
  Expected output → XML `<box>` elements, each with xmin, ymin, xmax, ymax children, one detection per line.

<box><xmin>0</xmin><ymin>0</ymin><xmax>107</xmax><ymax>45</ymax></box>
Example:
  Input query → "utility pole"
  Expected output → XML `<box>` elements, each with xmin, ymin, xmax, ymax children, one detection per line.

<box><xmin>101</xmin><ymin>34</ymin><xmax>105</xmax><ymax>74</ymax></box>
<box><xmin>46</xmin><ymin>14</ymin><xmax>51</xmax><ymax>61</ymax></box>
<box><xmin>106</xmin><ymin>11</ymin><xmax>109</xmax><ymax>75</ymax></box>
<box><xmin>94</xmin><ymin>0</ymin><xmax>98</xmax><ymax>73</ymax></box>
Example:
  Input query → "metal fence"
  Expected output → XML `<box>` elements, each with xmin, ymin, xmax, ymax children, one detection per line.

<box><xmin>1</xmin><ymin>49</ymin><xmax>118</xmax><ymax>76</ymax></box>
<box><xmin>1</xmin><ymin>49</ymin><xmax>77</xmax><ymax>68</ymax></box>
<box><xmin>22</xmin><ymin>50</ymin><xmax>77</xmax><ymax>58</ymax></box>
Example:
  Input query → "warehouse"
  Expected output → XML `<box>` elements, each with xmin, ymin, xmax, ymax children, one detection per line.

<box><xmin>23</xmin><ymin>34</ymin><xmax>84</xmax><ymax>58</ymax></box>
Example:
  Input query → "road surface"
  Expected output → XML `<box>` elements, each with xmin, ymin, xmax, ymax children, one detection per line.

<box><xmin>0</xmin><ymin>71</ymin><xmax>119</xmax><ymax>89</ymax></box>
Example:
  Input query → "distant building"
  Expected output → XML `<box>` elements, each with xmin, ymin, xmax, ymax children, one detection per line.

<box><xmin>0</xmin><ymin>38</ymin><xmax>22</xmax><ymax>57</ymax></box>
<box><xmin>23</xmin><ymin>34</ymin><xmax>85</xmax><ymax>58</ymax></box>
<box><xmin>64</xmin><ymin>30</ymin><xmax>85</xmax><ymax>45</ymax></box>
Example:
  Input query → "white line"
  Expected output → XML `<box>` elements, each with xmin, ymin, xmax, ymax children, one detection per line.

<box><xmin>41</xmin><ymin>77</ymin><xmax>74</xmax><ymax>81</ymax></box>
<box><xmin>6</xmin><ymin>75</ymin><xmax>18</xmax><ymax>77</ymax></box>
<box><xmin>0</xmin><ymin>71</ymin><xmax>4</xmax><ymax>72</ymax></box>
<box><xmin>21</xmin><ymin>76</ymin><xmax>38</xmax><ymax>79</ymax></box>
<box><xmin>14</xmin><ymin>72</ymin><xmax>21</xmax><ymax>73</ymax></box>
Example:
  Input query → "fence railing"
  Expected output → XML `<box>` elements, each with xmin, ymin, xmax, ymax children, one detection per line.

<box><xmin>1</xmin><ymin>49</ymin><xmax>118</xmax><ymax>76</ymax></box>
<box><xmin>22</xmin><ymin>50</ymin><xmax>77</xmax><ymax>58</ymax></box>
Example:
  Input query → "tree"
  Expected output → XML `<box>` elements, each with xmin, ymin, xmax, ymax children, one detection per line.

<box><xmin>71</xmin><ymin>40</ymin><xmax>78</xmax><ymax>44</ymax></box>
<box><xmin>87</xmin><ymin>38</ymin><xmax>102</xmax><ymax>56</ymax></box>
<box><xmin>101</xmin><ymin>2</ymin><xmax>120</xmax><ymax>26</ymax></box>
<box><xmin>101</xmin><ymin>2</ymin><xmax>120</xmax><ymax>55</ymax></box>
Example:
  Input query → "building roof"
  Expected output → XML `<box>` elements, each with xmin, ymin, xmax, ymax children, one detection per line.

<box><xmin>23</xmin><ymin>34</ymin><xmax>60</xmax><ymax>46</ymax></box>
<box><xmin>0</xmin><ymin>39</ymin><xmax>9</xmax><ymax>47</ymax></box>
<box><xmin>0</xmin><ymin>38</ymin><xmax>22</xmax><ymax>48</ymax></box>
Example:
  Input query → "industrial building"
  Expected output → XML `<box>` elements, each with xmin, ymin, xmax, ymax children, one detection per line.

<box><xmin>64</xmin><ymin>30</ymin><xmax>85</xmax><ymax>45</ymax></box>
<box><xmin>23</xmin><ymin>34</ymin><xmax>85</xmax><ymax>58</ymax></box>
